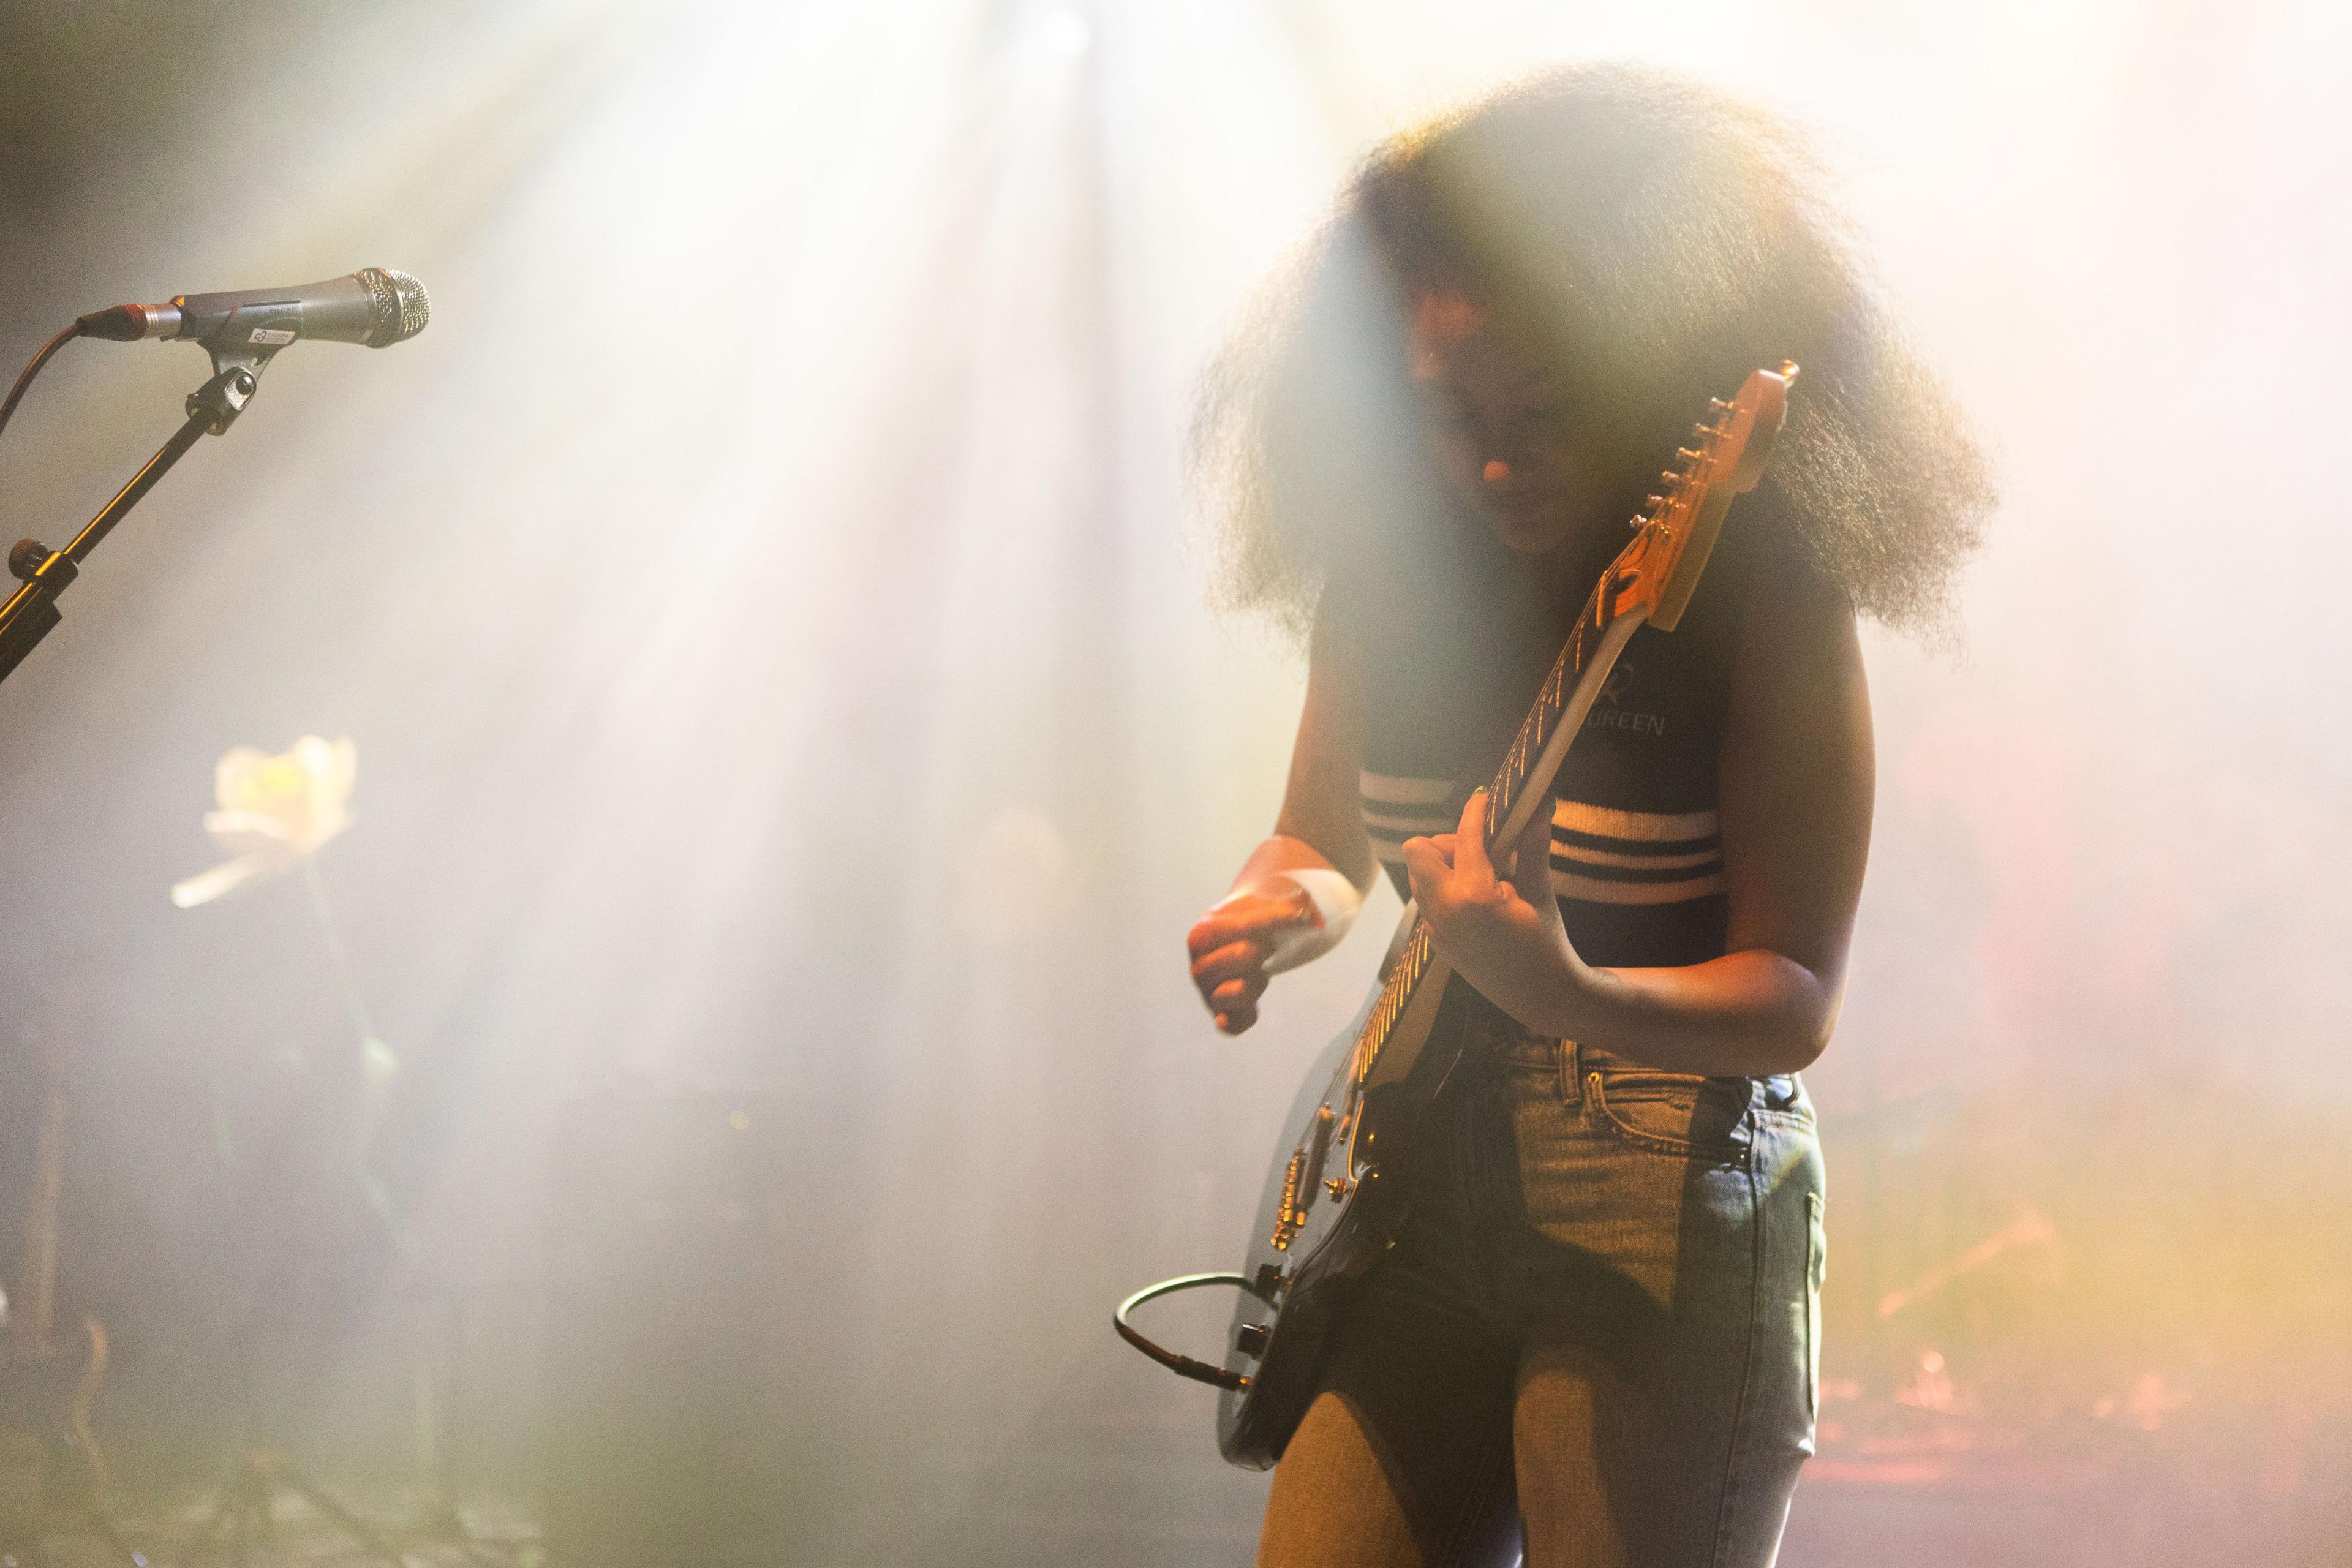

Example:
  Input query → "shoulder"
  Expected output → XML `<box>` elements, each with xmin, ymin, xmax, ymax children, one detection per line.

<box><xmin>1719</xmin><ymin>535</ymin><xmax>1872</xmax><ymax>813</ymax></box>
<box><xmin>1732</xmin><ymin>537</ymin><xmax>1861</xmax><ymax>690</ymax></box>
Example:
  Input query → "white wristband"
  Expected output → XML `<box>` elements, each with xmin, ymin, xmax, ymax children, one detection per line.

<box><xmin>1217</xmin><ymin>866</ymin><xmax>1364</xmax><ymax>974</ymax></box>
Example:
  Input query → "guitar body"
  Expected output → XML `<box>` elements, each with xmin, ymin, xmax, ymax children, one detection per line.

<box><xmin>1213</xmin><ymin>1009</ymin><xmax>1384</xmax><ymax>1464</ymax></box>
<box><xmin>1220</xmin><ymin>913</ymin><xmax>1481</xmax><ymax>1465</ymax></box>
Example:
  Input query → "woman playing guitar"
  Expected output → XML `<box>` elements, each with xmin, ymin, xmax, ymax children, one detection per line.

<box><xmin>1183</xmin><ymin>67</ymin><xmax>1992</xmax><ymax>1567</ymax></box>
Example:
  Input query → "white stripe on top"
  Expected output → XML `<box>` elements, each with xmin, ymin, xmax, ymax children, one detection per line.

<box><xmin>1549</xmin><ymin>868</ymin><xmax>1727</xmax><ymax>904</ymax></box>
<box><xmin>1362</xmin><ymin>771</ymin><xmax>1726</xmax><ymax>907</ymax></box>
<box><xmin>1359</xmin><ymin>771</ymin><xmax>1455</xmax><ymax>805</ymax></box>
<box><xmin>1363</xmin><ymin>808</ymin><xmax>1458</xmax><ymax>835</ymax></box>
<box><xmin>1553</xmin><ymin>843</ymin><xmax>1722</xmax><ymax>872</ymax></box>
<box><xmin>1552</xmin><ymin>799</ymin><xmax>1719</xmax><ymax>843</ymax></box>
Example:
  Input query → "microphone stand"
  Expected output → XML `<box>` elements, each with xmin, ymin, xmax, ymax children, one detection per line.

<box><xmin>0</xmin><ymin>312</ymin><xmax>420</xmax><ymax>1566</ymax></box>
<box><xmin>0</xmin><ymin>312</ymin><xmax>292</xmax><ymax>690</ymax></box>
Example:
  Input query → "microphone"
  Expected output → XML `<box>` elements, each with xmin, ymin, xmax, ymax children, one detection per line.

<box><xmin>75</xmin><ymin>268</ymin><xmax>429</xmax><ymax>350</ymax></box>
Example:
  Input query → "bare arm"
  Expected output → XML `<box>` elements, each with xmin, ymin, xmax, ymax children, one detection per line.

<box><xmin>1186</xmin><ymin>614</ymin><xmax>1379</xmax><ymax>1034</ymax></box>
<box><xmin>1401</xmin><ymin>556</ymin><xmax>1874</xmax><ymax>1075</ymax></box>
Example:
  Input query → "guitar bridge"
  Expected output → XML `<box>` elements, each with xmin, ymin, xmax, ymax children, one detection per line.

<box><xmin>1272</xmin><ymin>1147</ymin><xmax>1306</xmax><ymax>1251</ymax></box>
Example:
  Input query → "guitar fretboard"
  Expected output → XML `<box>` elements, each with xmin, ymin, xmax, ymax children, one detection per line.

<box><xmin>1346</xmin><ymin>552</ymin><xmax>1630</xmax><ymax>1091</ymax></box>
<box><xmin>1351</xmin><ymin>923</ymin><xmax>1433</xmax><ymax>1082</ymax></box>
<box><xmin>1481</xmin><ymin>565</ymin><xmax>1626</xmax><ymax>860</ymax></box>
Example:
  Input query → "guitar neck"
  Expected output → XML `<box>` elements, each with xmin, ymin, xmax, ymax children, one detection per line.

<box><xmin>1480</xmin><ymin>559</ymin><xmax>1648</xmax><ymax>858</ymax></box>
<box><xmin>1351</xmin><ymin>573</ymin><xmax>1649</xmax><ymax>1090</ymax></box>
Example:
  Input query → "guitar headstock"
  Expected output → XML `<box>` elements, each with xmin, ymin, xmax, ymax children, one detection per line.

<box><xmin>1614</xmin><ymin>361</ymin><xmax>1796</xmax><ymax>633</ymax></box>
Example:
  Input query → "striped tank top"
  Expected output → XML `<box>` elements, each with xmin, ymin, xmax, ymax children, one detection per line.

<box><xmin>1349</xmin><ymin>518</ymin><xmax>1755</xmax><ymax>982</ymax></box>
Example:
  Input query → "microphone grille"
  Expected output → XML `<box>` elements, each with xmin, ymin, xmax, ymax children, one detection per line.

<box><xmin>356</xmin><ymin>268</ymin><xmax>430</xmax><ymax>347</ymax></box>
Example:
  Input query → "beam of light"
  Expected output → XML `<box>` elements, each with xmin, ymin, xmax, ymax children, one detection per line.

<box><xmin>0</xmin><ymin>0</ymin><xmax>2345</xmax><ymax>1557</ymax></box>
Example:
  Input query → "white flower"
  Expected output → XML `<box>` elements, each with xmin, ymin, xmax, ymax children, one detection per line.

<box><xmin>170</xmin><ymin>736</ymin><xmax>357</xmax><ymax>909</ymax></box>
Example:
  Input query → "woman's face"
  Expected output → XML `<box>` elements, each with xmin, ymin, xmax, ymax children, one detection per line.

<box><xmin>1409</xmin><ymin>290</ymin><xmax>1607</xmax><ymax>562</ymax></box>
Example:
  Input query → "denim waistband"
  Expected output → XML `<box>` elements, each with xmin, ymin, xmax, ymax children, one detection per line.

<box><xmin>1480</xmin><ymin>1027</ymin><xmax>1742</xmax><ymax>1080</ymax></box>
<box><xmin>1479</xmin><ymin>1024</ymin><xmax>1633</xmax><ymax>1072</ymax></box>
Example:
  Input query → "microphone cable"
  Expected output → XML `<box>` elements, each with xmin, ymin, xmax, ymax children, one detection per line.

<box><xmin>0</xmin><ymin>322</ymin><xmax>86</xmax><ymax>453</ymax></box>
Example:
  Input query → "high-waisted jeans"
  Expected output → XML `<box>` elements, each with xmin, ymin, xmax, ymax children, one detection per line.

<box><xmin>1257</xmin><ymin>1027</ymin><xmax>1826</xmax><ymax>1568</ymax></box>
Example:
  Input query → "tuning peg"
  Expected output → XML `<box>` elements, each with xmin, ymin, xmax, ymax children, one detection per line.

<box><xmin>1645</xmin><ymin>493</ymin><xmax>1665</xmax><ymax>512</ymax></box>
<box><xmin>1709</xmin><ymin>397</ymin><xmax>1732</xmax><ymax>412</ymax></box>
<box><xmin>1675</xmin><ymin>447</ymin><xmax>1703</xmax><ymax>467</ymax></box>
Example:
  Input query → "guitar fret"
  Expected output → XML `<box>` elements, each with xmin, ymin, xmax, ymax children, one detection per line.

<box><xmin>1474</xmin><ymin>589</ymin><xmax>1612</xmax><ymax>858</ymax></box>
<box><xmin>1356</xmin><ymin>922</ymin><xmax>1428</xmax><ymax>1088</ymax></box>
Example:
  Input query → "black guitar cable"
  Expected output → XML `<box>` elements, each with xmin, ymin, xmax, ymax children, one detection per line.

<box><xmin>0</xmin><ymin>322</ymin><xmax>86</xmax><ymax>450</ymax></box>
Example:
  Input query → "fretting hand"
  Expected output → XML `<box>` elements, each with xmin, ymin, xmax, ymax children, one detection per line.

<box><xmin>1400</xmin><ymin>789</ymin><xmax>1594</xmax><ymax>1037</ymax></box>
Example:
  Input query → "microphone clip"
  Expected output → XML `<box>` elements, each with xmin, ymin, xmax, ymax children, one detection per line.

<box><xmin>179</xmin><ymin>298</ymin><xmax>298</xmax><ymax>434</ymax></box>
<box><xmin>186</xmin><ymin>363</ymin><xmax>260</xmax><ymax>437</ymax></box>
<box><xmin>190</xmin><ymin>298</ymin><xmax>303</xmax><ymax>413</ymax></box>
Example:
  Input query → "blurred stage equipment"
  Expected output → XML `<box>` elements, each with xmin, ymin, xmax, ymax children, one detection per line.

<box><xmin>0</xmin><ymin>268</ymin><xmax>428</xmax><ymax>689</ymax></box>
<box><xmin>543</xmin><ymin>1084</ymin><xmax>801</xmax><ymax>1568</ymax></box>
<box><xmin>1875</xmin><ymin>1200</ymin><xmax>2065</xmax><ymax>1321</ymax></box>
<box><xmin>0</xmin><ymin>995</ymin><xmax>141</xmax><ymax>1567</ymax></box>
<box><xmin>1118</xmin><ymin>366</ymin><xmax>1798</xmax><ymax>1469</ymax></box>
<box><xmin>171</xmin><ymin>737</ymin><xmax>396</xmax><ymax>1166</ymax></box>
<box><xmin>167</xmin><ymin>739</ymin><xmax>451</xmax><ymax>1568</ymax></box>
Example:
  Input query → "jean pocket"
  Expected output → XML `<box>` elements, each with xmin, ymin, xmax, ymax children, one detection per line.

<box><xmin>1584</xmin><ymin>1069</ymin><xmax>1752</xmax><ymax>1158</ymax></box>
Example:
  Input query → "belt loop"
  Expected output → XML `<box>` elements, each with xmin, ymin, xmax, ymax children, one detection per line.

<box><xmin>1561</xmin><ymin>1038</ymin><xmax>1582</xmax><ymax>1109</ymax></box>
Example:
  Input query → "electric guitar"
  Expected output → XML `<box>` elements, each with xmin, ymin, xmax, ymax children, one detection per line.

<box><xmin>1118</xmin><ymin>362</ymin><xmax>1796</xmax><ymax>1468</ymax></box>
